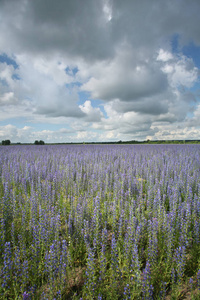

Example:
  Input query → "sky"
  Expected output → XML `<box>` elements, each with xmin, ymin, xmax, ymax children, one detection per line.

<box><xmin>0</xmin><ymin>0</ymin><xmax>200</xmax><ymax>143</ymax></box>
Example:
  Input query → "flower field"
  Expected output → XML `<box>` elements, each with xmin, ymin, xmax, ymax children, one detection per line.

<box><xmin>0</xmin><ymin>144</ymin><xmax>200</xmax><ymax>299</ymax></box>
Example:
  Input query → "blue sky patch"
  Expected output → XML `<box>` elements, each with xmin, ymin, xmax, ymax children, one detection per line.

<box><xmin>0</xmin><ymin>53</ymin><xmax>18</xmax><ymax>69</ymax></box>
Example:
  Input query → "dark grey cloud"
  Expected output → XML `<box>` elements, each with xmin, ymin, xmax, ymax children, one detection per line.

<box><xmin>0</xmin><ymin>0</ymin><xmax>114</xmax><ymax>61</ymax></box>
<box><xmin>36</xmin><ymin>104</ymin><xmax>84</xmax><ymax>118</ymax></box>
<box><xmin>111</xmin><ymin>96</ymin><xmax>169</xmax><ymax>115</ymax></box>
<box><xmin>1</xmin><ymin>0</ymin><xmax>200</xmax><ymax>60</ymax></box>
<box><xmin>111</xmin><ymin>0</ymin><xmax>200</xmax><ymax>48</ymax></box>
<box><xmin>33</xmin><ymin>85</ymin><xmax>85</xmax><ymax>118</ymax></box>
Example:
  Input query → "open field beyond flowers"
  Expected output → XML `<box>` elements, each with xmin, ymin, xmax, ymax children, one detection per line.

<box><xmin>0</xmin><ymin>144</ymin><xmax>200</xmax><ymax>299</ymax></box>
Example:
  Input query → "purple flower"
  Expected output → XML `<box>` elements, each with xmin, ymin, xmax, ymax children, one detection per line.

<box><xmin>197</xmin><ymin>270</ymin><xmax>200</xmax><ymax>290</ymax></box>
<box><xmin>22</xmin><ymin>291</ymin><xmax>30</xmax><ymax>300</ymax></box>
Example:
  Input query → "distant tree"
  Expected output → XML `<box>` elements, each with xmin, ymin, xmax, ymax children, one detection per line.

<box><xmin>2</xmin><ymin>140</ymin><xmax>11</xmax><ymax>145</ymax></box>
<box><xmin>34</xmin><ymin>140</ymin><xmax>45</xmax><ymax>145</ymax></box>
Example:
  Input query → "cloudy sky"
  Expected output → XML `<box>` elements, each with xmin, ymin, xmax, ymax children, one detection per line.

<box><xmin>0</xmin><ymin>0</ymin><xmax>200</xmax><ymax>143</ymax></box>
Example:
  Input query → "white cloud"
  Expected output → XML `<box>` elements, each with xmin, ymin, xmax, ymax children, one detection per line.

<box><xmin>79</xmin><ymin>100</ymin><xmax>103</xmax><ymax>122</ymax></box>
<box><xmin>0</xmin><ymin>124</ymin><xmax>32</xmax><ymax>141</ymax></box>
<box><xmin>32</xmin><ymin>57</ymin><xmax>75</xmax><ymax>86</ymax></box>
<box><xmin>157</xmin><ymin>49</ymin><xmax>173</xmax><ymax>62</ymax></box>
<box><xmin>160</xmin><ymin>54</ymin><xmax>199</xmax><ymax>88</ymax></box>
<box><xmin>0</xmin><ymin>92</ymin><xmax>18</xmax><ymax>105</ymax></box>
<box><xmin>102</xmin><ymin>0</ymin><xmax>113</xmax><ymax>22</ymax></box>
<box><xmin>0</xmin><ymin>124</ymin><xmax>71</xmax><ymax>143</ymax></box>
<box><xmin>0</xmin><ymin>54</ymin><xmax>85</xmax><ymax>118</ymax></box>
<box><xmin>152</xmin><ymin>124</ymin><xmax>200</xmax><ymax>141</ymax></box>
<box><xmin>91</xmin><ymin>102</ymin><xmax>155</xmax><ymax>140</ymax></box>
<box><xmin>170</xmin><ymin>59</ymin><xmax>198</xmax><ymax>88</ymax></box>
<box><xmin>81</xmin><ymin>45</ymin><xmax>167</xmax><ymax>101</ymax></box>
<box><xmin>0</xmin><ymin>63</ymin><xmax>16</xmax><ymax>87</ymax></box>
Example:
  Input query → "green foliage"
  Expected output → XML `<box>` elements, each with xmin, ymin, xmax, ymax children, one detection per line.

<box><xmin>34</xmin><ymin>140</ymin><xmax>45</xmax><ymax>145</ymax></box>
<box><xmin>2</xmin><ymin>139</ymin><xmax>11</xmax><ymax>145</ymax></box>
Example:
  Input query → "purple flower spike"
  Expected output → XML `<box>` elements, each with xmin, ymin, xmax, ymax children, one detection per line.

<box><xmin>197</xmin><ymin>270</ymin><xmax>200</xmax><ymax>290</ymax></box>
<box><xmin>23</xmin><ymin>291</ymin><xmax>29</xmax><ymax>300</ymax></box>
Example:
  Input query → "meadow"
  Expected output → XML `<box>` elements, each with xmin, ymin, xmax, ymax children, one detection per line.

<box><xmin>0</xmin><ymin>144</ymin><xmax>200</xmax><ymax>299</ymax></box>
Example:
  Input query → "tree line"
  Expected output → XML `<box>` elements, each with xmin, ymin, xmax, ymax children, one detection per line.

<box><xmin>34</xmin><ymin>140</ymin><xmax>45</xmax><ymax>145</ymax></box>
<box><xmin>1</xmin><ymin>140</ymin><xmax>11</xmax><ymax>145</ymax></box>
<box><xmin>1</xmin><ymin>140</ymin><xmax>45</xmax><ymax>145</ymax></box>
